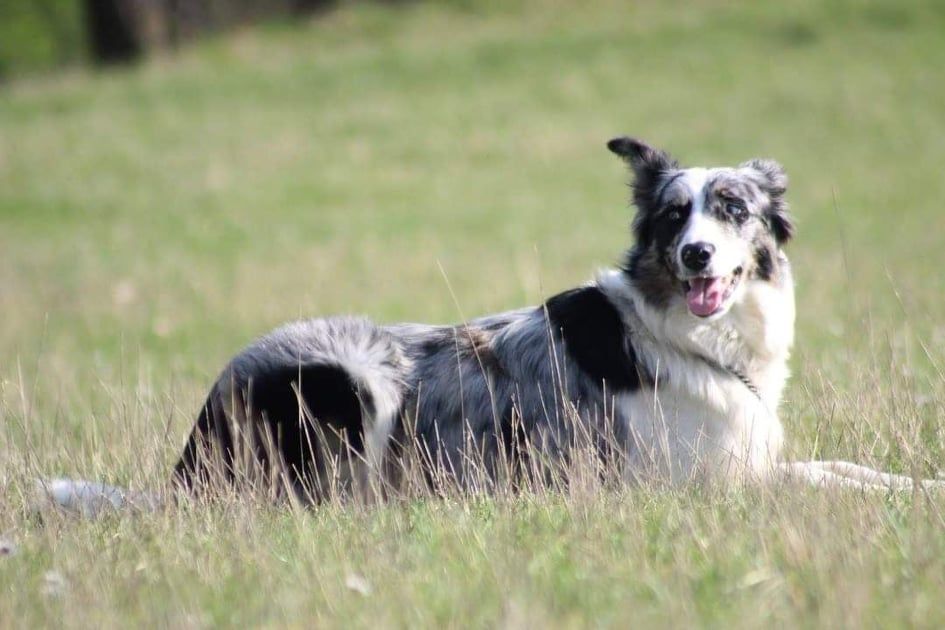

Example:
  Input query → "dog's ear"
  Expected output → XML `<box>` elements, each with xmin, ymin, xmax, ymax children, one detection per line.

<box><xmin>607</xmin><ymin>137</ymin><xmax>677</xmax><ymax>181</ymax></box>
<box><xmin>741</xmin><ymin>158</ymin><xmax>793</xmax><ymax>244</ymax></box>
<box><xmin>609</xmin><ymin>137</ymin><xmax>678</xmax><ymax>247</ymax></box>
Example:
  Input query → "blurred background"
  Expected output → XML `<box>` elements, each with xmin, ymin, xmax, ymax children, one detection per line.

<box><xmin>1</xmin><ymin>0</ymin><xmax>944</xmax><ymax>474</ymax></box>
<box><xmin>0</xmin><ymin>0</ymin><xmax>345</xmax><ymax>76</ymax></box>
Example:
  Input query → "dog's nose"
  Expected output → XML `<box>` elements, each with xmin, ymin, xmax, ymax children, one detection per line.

<box><xmin>681</xmin><ymin>242</ymin><xmax>715</xmax><ymax>272</ymax></box>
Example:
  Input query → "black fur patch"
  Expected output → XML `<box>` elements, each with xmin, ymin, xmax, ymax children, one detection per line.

<box><xmin>621</xmin><ymin>248</ymin><xmax>679</xmax><ymax>309</ymax></box>
<box><xmin>173</xmin><ymin>363</ymin><xmax>369</xmax><ymax>492</ymax></box>
<box><xmin>172</xmin><ymin>387</ymin><xmax>233</xmax><ymax>490</ymax></box>
<box><xmin>753</xmin><ymin>245</ymin><xmax>775</xmax><ymax>281</ymax></box>
<box><xmin>609</xmin><ymin>137</ymin><xmax>687</xmax><ymax>308</ymax></box>
<box><xmin>607</xmin><ymin>137</ymin><xmax>680</xmax><ymax>247</ymax></box>
<box><xmin>621</xmin><ymin>193</ymin><xmax>688</xmax><ymax>310</ymax></box>
<box><xmin>247</xmin><ymin>363</ymin><xmax>368</xmax><ymax>456</ymax></box>
<box><xmin>544</xmin><ymin>287</ymin><xmax>642</xmax><ymax>392</ymax></box>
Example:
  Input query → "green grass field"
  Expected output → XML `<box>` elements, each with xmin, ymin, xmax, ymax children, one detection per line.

<box><xmin>3</xmin><ymin>0</ymin><xmax>945</xmax><ymax>626</ymax></box>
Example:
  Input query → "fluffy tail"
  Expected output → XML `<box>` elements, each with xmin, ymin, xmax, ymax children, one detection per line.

<box><xmin>171</xmin><ymin>317</ymin><xmax>408</xmax><ymax>500</ymax></box>
<box><xmin>36</xmin><ymin>318</ymin><xmax>409</xmax><ymax>511</ymax></box>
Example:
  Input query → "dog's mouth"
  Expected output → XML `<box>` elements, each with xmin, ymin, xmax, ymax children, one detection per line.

<box><xmin>682</xmin><ymin>266</ymin><xmax>743</xmax><ymax>318</ymax></box>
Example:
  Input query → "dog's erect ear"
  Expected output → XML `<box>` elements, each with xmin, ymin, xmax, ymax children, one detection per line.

<box><xmin>741</xmin><ymin>158</ymin><xmax>793</xmax><ymax>244</ymax></box>
<box><xmin>609</xmin><ymin>137</ymin><xmax>678</xmax><ymax>246</ymax></box>
<box><xmin>607</xmin><ymin>137</ymin><xmax>677</xmax><ymax>180</ymax></box>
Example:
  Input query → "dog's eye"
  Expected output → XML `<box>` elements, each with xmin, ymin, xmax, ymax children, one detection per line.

<box><xmin>725</xmin><ymin>201</ymin><xmax>747</xmax><ymax>220</ymax></box>
<box><xmin>666</xmin><ymin>202</ymin><xmax>690</xmax><ymax>222</ymax></box>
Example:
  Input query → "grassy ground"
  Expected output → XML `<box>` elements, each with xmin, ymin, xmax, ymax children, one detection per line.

<box><xmin>2</xmin><ymin>0</ymin><xmax>945</xmax><ymax>626</ymax></box>
<box><xmin>0</xmin><ymin>0</ymin><xmax>84</xmax><ymax>78</ymax></box>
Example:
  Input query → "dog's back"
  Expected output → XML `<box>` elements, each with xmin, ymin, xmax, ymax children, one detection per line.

<box><xmin>171</xmin><ymin>282</ymin><xmax>651</xmax><ymax>498</ymax></box>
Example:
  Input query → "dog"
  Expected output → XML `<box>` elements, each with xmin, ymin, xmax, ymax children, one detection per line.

<box><xmin>36</xmin><ymin>137</ymin><xmax>941</xmax><ymax>515</ymax></box>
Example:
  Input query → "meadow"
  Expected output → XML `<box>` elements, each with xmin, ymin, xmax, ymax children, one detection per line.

<box><xmin>2</xmin><ymin>0</ymin><xmax>945</xmax><ymax>626</ymax></box>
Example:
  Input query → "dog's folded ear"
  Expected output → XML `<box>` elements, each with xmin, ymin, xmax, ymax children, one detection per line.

<box><xmin>607</xmin><ymin>137</ymin><xmax>677</xmax><ymax>178</ymax></box>
<box><xmin>741</xmin><ymin>158</ymin><xmax>793</xmax><ymax>244</ymax></box>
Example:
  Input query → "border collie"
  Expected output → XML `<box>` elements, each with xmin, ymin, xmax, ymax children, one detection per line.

<box><xmin>38</xmin><ymin>138</ymin><xmax>941</xmax><ymax>514</ymax></box>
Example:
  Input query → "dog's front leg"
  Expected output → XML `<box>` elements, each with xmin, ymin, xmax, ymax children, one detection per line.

<box><xmin>775</xmin><ymin>461</ymin><xmax>945</xmax><ymax>491</ymax></box>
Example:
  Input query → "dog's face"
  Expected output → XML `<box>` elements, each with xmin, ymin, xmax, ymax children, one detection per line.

<box><xmin>609</xmin><ymin>137</ymin><xmax>793</xmax><ymax>320</ymax></box>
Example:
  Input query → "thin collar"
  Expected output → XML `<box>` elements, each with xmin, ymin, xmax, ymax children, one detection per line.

<box><xmin>724</xmin><ymin>364</ymin><xmax>762</xmax><ymax>400</ymax></box>
<box><xmin>694</xmin><ymin>353</ymin><xmax>762</xmax><ymax>400</ymax></box>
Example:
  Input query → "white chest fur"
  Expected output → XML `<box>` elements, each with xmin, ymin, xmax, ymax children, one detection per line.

<box><xmin>597</xmin><ymin>268</ymin><xmax>795</xmax><ymax>483</ymax></box>
<box><xmin>619</xmin><ymin>369</ymin><xmax>784</xmax><ymax>483</ymax></box>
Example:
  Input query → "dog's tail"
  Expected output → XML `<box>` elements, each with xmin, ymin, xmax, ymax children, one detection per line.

<box><xmin>171</xmin><ymin>317</ymin><xmax>409</xmax><ymax>499</ymax></box>
<box><xmin>32</xmin><ymin>478</ymin><xmax>163</xmax><ymax>518</ymax></box>
<box><xmin>33</xmin><ymin>318</ymin><xmax>409</xmax><ymax>513</ymax></box>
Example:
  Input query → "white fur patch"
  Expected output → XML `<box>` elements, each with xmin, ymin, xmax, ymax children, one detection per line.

<box><xmin>597</xmin><ymin>268</ymin><xmax>793</xmax><ymax>481</ymax></box>
<box><xmin>676</xmin><ymin>167</ymin><xmax>748</xmax><ymax>278</ymax></box>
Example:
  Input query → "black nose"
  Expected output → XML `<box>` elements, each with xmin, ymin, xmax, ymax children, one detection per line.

<box><xmin>681</xmin><ymin>242</ymin><xmax>715</xmax><ymax>272</ymax></box>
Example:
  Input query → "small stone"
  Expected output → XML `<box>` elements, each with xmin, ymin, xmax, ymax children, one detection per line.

<box><xmin>41</xmin><ymin>570</ymin><xmax>68</xmax><ymax>597</ymax></box>
<box><xmin>344</xmin><ymin>573</ymin><xmax>372</xmax><ymax>596</ymax></box>
<box><xmin>0</xmin><ymin>539</ymin><xmax>16</xmax><ymax>557</ymax></box>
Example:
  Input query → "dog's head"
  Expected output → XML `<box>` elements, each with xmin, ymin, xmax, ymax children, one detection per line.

<box><xmin>608</xmin><ymin>137</ymin><xmax>793</xmax><ymax>320</ymax></box>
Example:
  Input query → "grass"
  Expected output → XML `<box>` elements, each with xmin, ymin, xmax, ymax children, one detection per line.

<box><xmin>0</xmin><ymin>0</ymin><xmax>84</xmax><ymax>78</ymax></box>
<box><xmin>2</xmin><ymin>0</ymin><xmax>945</xmax><ymax>626</ymax></box>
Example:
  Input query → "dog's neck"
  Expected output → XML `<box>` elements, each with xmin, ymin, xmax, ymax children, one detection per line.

<box><xmin>597</xmin><ymin>264</ymin><xmax>795</xmax><ymax>407</ymax></box>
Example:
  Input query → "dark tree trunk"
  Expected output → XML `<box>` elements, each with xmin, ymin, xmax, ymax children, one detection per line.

<box><xmin>84</xmin><ymin>0</ymin><xmax>142</xmax><ymax>64</ymax></box>
<box><xmin>291</xmin><ymin>0</ymin><xmax>336</xmax><ymax>16</ymax></box>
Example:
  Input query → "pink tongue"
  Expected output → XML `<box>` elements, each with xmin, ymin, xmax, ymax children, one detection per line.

<box><xmin>686</xmin><ymin>277</ymin><xmax>726</xmax><ymax>317</ymax></box>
